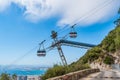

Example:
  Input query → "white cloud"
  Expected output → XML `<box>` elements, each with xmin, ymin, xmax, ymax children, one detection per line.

<box><xmin>0</xmin><ymin>0</ymin><xmax>120</xmax><ymax>26</ymax></box>
<box><xmin>12</xmin><ymin>0</ymin><xmax>65</xmax><ymax>22</ymax></box>
<box><xmin>57</xmin><ymin>0</ymin><xmax>120</xmax><ymax>26</ymax></box>
<box><xmin>0</xmin><ymin>0</ymin><xmax>11</xmax><ymax>12</ymax></box>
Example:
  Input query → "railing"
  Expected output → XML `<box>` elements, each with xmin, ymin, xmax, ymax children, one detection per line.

<box><xmin>47</xmin><ymin>69</ymin><xmax>100</xmax><ymax>80</ymax></box>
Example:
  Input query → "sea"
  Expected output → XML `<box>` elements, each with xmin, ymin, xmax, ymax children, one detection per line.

<box><xmin>0</xmin><ymin>65</ymin><xmax>47</xmax><ymax>76</ymax></box>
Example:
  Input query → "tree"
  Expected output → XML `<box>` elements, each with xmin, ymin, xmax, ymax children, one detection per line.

<box><xmin>103</xmin><ymin>56</ymin><xmax>114</xmax><ymax>65</ymax></box>
<box><xmin>0</xmin><ymin>73</ymin><xmax>11</xmax><ymax>80</ymax></box>
<box><xmin>114</xmin><ymin>8</ymin><xmax>120</xmax><ymax>25</ymax></box>
<box><xmin>118</xmin><ymin>8</ymin><xmax>120</xmax><ymax>14</ymax></box>
<box><xmin>12</xmin><ymin>74</ymin><xmax>17</xmax><ymax>80</ymax></box>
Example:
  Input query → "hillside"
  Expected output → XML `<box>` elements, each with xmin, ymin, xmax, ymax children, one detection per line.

<box><xmin>71</xmin><ymin>25</ymin><xmax>120</xmax><ymax>70</ymax></box>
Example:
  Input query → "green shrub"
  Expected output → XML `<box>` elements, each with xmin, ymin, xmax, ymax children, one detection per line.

<box><xmin>103</xmin><ymin>56</ymin><xmax>114</xmax><ymax>65</ymax></box>
<box><xmin>41</xmin><ymin>64</ymin><xmax>67</xmax><ymax>80</ymax></box>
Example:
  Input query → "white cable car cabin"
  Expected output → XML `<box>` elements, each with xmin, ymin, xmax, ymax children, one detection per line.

<box><xmin>37</xmin><ymin>50</ymin><xmax>46</xmax><ymax>57</ymax></box>
<box><xmin>69</xmin><ymin>31</ymin><xmax>77</xmax><ymax>38</ymax></box>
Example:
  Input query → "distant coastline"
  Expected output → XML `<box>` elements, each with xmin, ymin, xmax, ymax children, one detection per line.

<box><xmin>0</xmin><ymin>65</ymin><xmax>48</xmax><ymax>76</ymax></box>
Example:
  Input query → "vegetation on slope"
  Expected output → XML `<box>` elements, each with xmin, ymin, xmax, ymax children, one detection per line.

<box><xmin>77</xmin><ymin>25</ymin><xmax>120</xmax><ymax>65</ymax></box>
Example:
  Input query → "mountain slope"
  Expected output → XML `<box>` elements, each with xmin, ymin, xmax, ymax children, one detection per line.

<box><xmin>71</xmin><ymin>25</ymin><xmax>120</xmax><ymax>70</ymax></box>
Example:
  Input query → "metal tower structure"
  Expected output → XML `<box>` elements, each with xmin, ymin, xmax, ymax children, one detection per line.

<box><xmin>51</xmin><ymin>31</ymin><xmax>67</xmax><ymax>66</ymax></box>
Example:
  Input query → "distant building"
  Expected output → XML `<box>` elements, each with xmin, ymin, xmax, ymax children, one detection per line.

<box><xmin>17</xmin><ymin>75</ymin><xmax>41</xmax><ymax>80</ymax></box>
<box><xmin>17</xmin><ymin>76</ymin><xmax>27</xmax><ymax>80</ymax></box>
<box><xmin>27</xmin><ymin>75</ymin><xmax>41</xmax><ymax>80</ymax></box>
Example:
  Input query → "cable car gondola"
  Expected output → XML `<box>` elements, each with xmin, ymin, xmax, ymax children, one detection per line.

<box><xmin>37</xmin><ymin>50</ymin><xmax>46</xmax><ymax>57</ymax></box>
<box><xmin>37</xmin><ymin>40</ymin><xmax>46</xmax><ymax>57</ymax></box>
<box><xmin>69</xmin><ymin>24</ymin><xmax>77</xmax><ymax>38</ymax></box>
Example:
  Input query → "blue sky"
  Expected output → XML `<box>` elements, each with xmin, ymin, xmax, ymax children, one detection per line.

<box><xmin>0</xmin><ymin>0</ymin><xmax>120</xmax><ymax>66</ymax></box>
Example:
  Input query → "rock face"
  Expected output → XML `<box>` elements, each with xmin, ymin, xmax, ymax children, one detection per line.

<box><xmin>90</xmin><ymin>62</ymin><xmax>111</xmax><ymax>70</ymax></box>
<box><xmin>114</xmin><ymin>50</ymin><xmax>120</xmax><ymax>64</ymax></box>
<box><xmin>90</xmin><ymin>50</ymin><xmax>120</xmax><ymax>70</ymax></box>
<box><xmin>92</xmin><ymin>52</ymin><xmax>120</xmax><ymax>70</ymax></box>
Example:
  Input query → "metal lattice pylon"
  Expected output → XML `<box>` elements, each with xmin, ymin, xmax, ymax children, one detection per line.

<box><xmin>51</xmin><ymin>31</ymin><xmax>67</xmax><ymax>66</ymax></box>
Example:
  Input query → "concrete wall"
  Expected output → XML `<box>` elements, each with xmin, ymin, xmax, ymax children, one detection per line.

<box><xmin>47</xmin><ymin>69</ymin><xmax>100</xmax><ymax>80</ymax></box>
